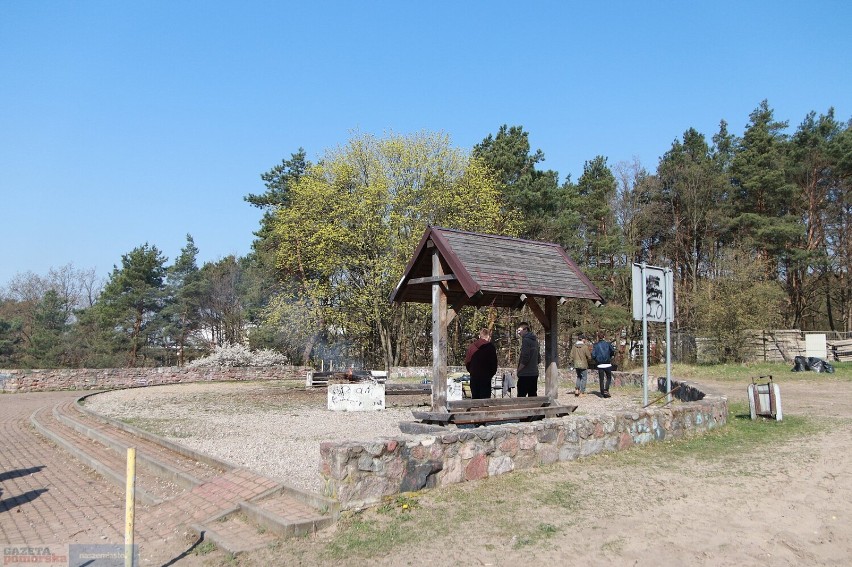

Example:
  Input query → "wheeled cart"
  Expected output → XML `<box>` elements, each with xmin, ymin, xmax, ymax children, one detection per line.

<box><xmin>748</xmin><ymin>375</ymin><xmax>782</xmax><ymax>421</ymax></box>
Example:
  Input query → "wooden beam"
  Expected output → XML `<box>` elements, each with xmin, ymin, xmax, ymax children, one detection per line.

<box><xmin>545</xmin><ymin>296</ymin><xmax>559</xmax><ymax>400</ymax></box>
<box><xmin>407</xmin><ymin>274</ymin><xmax>457</xmax><ymax>286</ymax></box>
<box><xmin>449</xmin><ymin>293</ymin><xmax>470</xmax><ymax>312</ymax></box>
<box><xmin>446</xmin><ymin>308</ymin><xmax>457</xmax><ymax>326</ymax></box>
<box><xmin>451</xmin><ymin>405</ymin><xmax>576</xmax><ymax>424</ymax></box>
<box><xmin>431</xmin><ymin>248</ymin><xmax>448</xmax><ymax>412</ymax></box>
<box><xmin>525</xmin><ymin>296</ymin><xmax>551</xmax><ymax>330</ymax></box>
<box><xmin>410</xmin><ymin>411</ymin><xmax>452</xmax><ymax>424</ymax></box>
<box><xmin>412</xmin><ymin>405</ymin><xmax>577</xmax><ymax>425</ymax></box>
<box><xmin>448</xmin><ymin>396</ymin><xmax>554</xmax><ymax>411</ymax></box>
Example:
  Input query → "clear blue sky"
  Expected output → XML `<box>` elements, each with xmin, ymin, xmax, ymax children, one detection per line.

<box><xmin>2</xmin><ymin>1</ymin><xmax>850</xmax><ymax>287</ymax></box>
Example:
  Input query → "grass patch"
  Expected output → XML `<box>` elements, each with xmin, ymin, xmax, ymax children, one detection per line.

<box><xmin>377</xmin><ymin>493</ymin><xmax>420</xmax><ymax>515</ymax></box>
<box><xmin>193</xmin><ymin>540</ymin><xmax>217</xmax><ymax>556</ymax></box>
<box><xmin>322</xmin><ymin>493</ymin><xmax>430</xmax><ymax>559</ymax></box>
<box><xmin>533</xmin><ymin>480</ymin><xmax>581</xmax><ymax>511</ymax></box>
<box><xmin>597</xmin><ymin>401</ymin><xmax>824</xmax><ymax>466</ymax></box>
<box><xmin>512</xmin><ymin>522</ymin><xmax>559</xmax><ymax>549</ymax></box>
<box><xmin>323</xmin><ymin>512</ymin><xmax>421</xmax><ymax>560</ymax></box>
<box><xmin>642</xmin><ymin>361</ymin><xmax>852</xmax><ymax>383</ymax></box>
<box><xmin>601</xmin><ymin>537</ymin><xmax>626</xmax><ymax>554</ymax></box>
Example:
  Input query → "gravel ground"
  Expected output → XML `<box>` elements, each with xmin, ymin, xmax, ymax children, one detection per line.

<box><xmin>83</xmin><ymin>380</ymin><xmax>650</xmax><ymax>494</ymax></box>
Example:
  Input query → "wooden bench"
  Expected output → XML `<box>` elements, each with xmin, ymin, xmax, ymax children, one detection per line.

<box><xmin>385</xmin><ymin>383</ymin><xmax>432</xmax><ymax>395</ymax></box>
<box><xmin>411</xmin><ymin>396</ymin><xmax>576</xmax><ymax>425</ymax></box>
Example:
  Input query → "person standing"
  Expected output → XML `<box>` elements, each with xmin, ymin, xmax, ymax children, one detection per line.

<box><xmin>515</xmin><ymin>322</ymin><xmax>540</xmax><ymax>397</ymax></box>
<box><xmin>465</xmin><ymin>328</ymin><xmax>498</xmax><ymax>399</ymax></box>
<box><xmin>569</xmin><ymin>334</ymin><xmax>593</xmax><ymax>396</ymax></box>
<box><xmin>592</xmin><ymin>331</ymin><xmax>616</xmax><ymax>398</ymax></box>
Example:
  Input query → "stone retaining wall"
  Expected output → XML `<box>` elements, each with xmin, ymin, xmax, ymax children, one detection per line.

<box><xmin>1</xmin><ymin>365</ymin><xmax>650</xmax><ymax>394</ymax></box>
<box><xmin>0</xmin><ymin>366</ymin><xmax>310</xmax><ymax>393</ymax></box>
<box><xmin>391</xmin><ymin>366</ymin><xmax>645</xmax><ymax>386</ymax></box>
<box><xmin>320</xmin><ymin>375</ymin><xmax>726</xmax><ymax>510</ymax></box>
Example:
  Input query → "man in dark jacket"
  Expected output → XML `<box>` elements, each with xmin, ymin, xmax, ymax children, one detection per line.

<box><xmin>465</xmin><ymin>328</ymin><xmax>498</xmax><ymax>399</ymax></box>
<box><xmin>515</xmin><ymin>322</ymin><xmax>540</xmax><ymax>397</ymax></box>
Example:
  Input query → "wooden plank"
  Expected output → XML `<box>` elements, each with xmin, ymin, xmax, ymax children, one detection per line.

<box><xmin>413</xmin><ymin>404</ymin><xmax>577</xmax><ymax>425</ymax></box>
<box><xmin>450</xmin><ymin>405</ymin><xmax>577</xmax><ymax>424</ymax></box>
<box><xmin>407</xmin><ymin>274</ymin><xmax>457</xmax><ymax>286</ymax></box>
<box><xmin>450</xmin><ymin>404</ymin><xmax>567</xmax><ymax>415</ymax></box>
<box><xmin>411</xmin><ymin>405</ymin><xmax>577</xmax><ymax>424</ymax></box>
<box><xmin>448</xmin><ymin>396</ymin><xmax>553</xmax><ymax>411</ymax></box>
<box><xmin>411</xmin><ymin>411</ymin><xmax>452</xmax><ymax>424</ymax></box>
<box><xmin>386</xmin><ymin>383</ymin><xmax>431</xmax><ymax>395</ymax></box>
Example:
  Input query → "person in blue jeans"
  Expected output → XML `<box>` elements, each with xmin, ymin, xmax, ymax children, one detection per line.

<box><xmin>592</xmin><ymin>331</ymin><xmax>616</xmax><ymax>398</ymax></box>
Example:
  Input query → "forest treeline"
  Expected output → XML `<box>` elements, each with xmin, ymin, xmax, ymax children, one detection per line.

<box><xmin>1</xmin><ymin>100</ymin><xmax>850</xmax><ymax>369</ymax></box>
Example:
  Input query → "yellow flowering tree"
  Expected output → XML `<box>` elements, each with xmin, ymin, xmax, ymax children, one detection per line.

<box><xmin>269</xmin><ymin>130</ymin><xmax>515</xmax><ymax>368</ymax></box>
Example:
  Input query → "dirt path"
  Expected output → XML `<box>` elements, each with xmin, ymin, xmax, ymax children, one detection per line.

<box><xmin>511</xmin><ymin>378</ymin><xmax>852</xmax><ymax>567</ymax></box>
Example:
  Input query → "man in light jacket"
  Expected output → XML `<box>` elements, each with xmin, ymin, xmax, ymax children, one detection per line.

<box><xmin>569</xmin><ymin>334</ymin><xmax>593</xmax><ymax>397</ymax></box>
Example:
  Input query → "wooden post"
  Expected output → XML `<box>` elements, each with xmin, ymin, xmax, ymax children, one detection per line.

<box><xmin>544</xmin><ymin>296</ymin><xmax>559</xmax><ymax>400</ymax></box>
<box><xmin>431</xmin><ymin>247</ymin><xmax>448</xmax><ymax>412</ymax></box>
<box><xmin>125</xmin><ymin>447</ymin><xmax>136</xmax><ymax>567</ymax></box>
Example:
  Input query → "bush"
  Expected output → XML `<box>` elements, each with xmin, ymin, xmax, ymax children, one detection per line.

<box><xmin>691</xmin><ymin>248</ymin><xmax>785</xmax><ymax>363</ymax></box>
<box><xmin>186</xmin><ymin>343</ymin><xmax>289</xmax><ymax>368</ymax></box>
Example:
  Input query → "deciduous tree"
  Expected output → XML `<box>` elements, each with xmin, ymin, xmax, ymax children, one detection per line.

<box><xmin>271</xmin><ymin>130</ymin><xmax>513</xmax><ymax>369</ymax></box>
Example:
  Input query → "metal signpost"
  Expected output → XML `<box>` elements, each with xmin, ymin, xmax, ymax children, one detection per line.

<box><xmin>632</xmin><ymin>264</ymin><xmax>674</xmax><ymax>406</ymax></box>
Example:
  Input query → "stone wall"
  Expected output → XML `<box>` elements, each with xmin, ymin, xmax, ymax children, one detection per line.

<box><xmin>2</xmin><ymin>365</ymin><xmax>650</xmax><ymax>394</ymax></box>
<box><xmin>320</xmin><ymin>375</ymin><xmax>726</xmax><ymax>510</ymax></box>
<box><xmin>391</xmin><ymin>366</ymin><xmax>641</xmax><ymax>384</ymax></box>
<box><xmin>0</xmin><ymin>366</ymin><xmax>310</xmax><ymax>393</ymax></box>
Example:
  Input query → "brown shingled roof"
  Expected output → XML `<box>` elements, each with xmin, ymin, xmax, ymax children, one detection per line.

<box><xmin>389</xmin><ymin>226</ymin><xmax>603</xmax><ymax>308</ymax></box>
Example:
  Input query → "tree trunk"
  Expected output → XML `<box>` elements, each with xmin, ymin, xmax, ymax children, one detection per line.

<box><xmin>129</xmin><ymin>306</ymin><xmax>143</xmax><ymax>367</ymax></box>
<box><xmin>302</xmin><ymin>331</ymin><xmax>318</xmax><ymax>366</ymax></box>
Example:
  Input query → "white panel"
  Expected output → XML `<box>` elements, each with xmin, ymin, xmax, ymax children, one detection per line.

<box><xmin>632</xmin><ymin>264</ymin><xmax>674</xmax><ymax>322</ymax></box>
<box><xmin>805</xmin><ymin>334</ymin><xmax>827</xmax><ymax>359</ymax></box>
<box><xmin>328</xmin><ymin>383</ymin><xmax>385</xmax><ymax>411</ymax></box>
<box><xmin>632</xmin><ymin>264</ymin><xmax>643</xmax><ymax>320</ymax></box>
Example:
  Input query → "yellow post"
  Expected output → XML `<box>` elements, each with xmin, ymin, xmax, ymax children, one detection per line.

<box><xmin>125</xmin><ymin>447</ymin><xmax>136</xmax><ymax>567</ymax></box>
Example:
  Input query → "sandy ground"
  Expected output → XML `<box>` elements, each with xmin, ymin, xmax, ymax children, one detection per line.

<box><xmin>363</xmin><ymin>376</ymin><xmax>852</xmax><ymax>567</ymax></box>
<box><xmin>88</xmin><ymin>376</ymin><xmax>852</xmax><ymax>566</ymax></box>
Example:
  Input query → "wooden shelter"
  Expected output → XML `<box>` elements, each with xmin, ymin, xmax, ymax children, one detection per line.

<box><xmin>390</xmin><ymin>226</ymin><xmax>604</xmax><ymax>421</ymax></box>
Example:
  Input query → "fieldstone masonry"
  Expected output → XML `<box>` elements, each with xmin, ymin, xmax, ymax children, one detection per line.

<box><xmin>0</xmin><ymin>366</ymin><xmax>310</xmax><ymax>393</ymax></box>
<box><xmin>320</xmin><ymin>373</ymin><xmax>727</xmax><ymax>509</ymax></box>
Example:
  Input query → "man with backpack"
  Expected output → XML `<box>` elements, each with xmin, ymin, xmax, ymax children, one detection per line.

<box><xmin>592</xmin><ymin>331</ymin><xmax>616</xmax><ymax>398</ymax></box>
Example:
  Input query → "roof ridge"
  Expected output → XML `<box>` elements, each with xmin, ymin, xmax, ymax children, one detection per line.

<box><xmin>432</xmin><ymin>226</ymin><xmax>563</xmax><ymax>248</ymax></box>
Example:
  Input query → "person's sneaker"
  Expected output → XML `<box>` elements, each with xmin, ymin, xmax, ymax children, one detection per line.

<box><xmin>574</xmin><ymin>388</ymin><xmax>580</xmax><ymax>397</ymax></box>
<box><xmin>603</xmin><ymin>391</ymin><xmax>611</xmax><ymax>398</ymax></box>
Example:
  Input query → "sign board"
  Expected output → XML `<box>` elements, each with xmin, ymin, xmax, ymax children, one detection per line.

<box><xmin>632</xmin><ymin>264</ymin><xmax>674</xmax><ymax>322</ymax></box>
<box><xmin>328</xmin><ymin>382</ymin><xmax>385</xmax><ymax>411</ymax></box>
<box><xmin>805</xmin><ymin>334</ymin><xmax>827</xmax><ymax>359</ymax></box>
